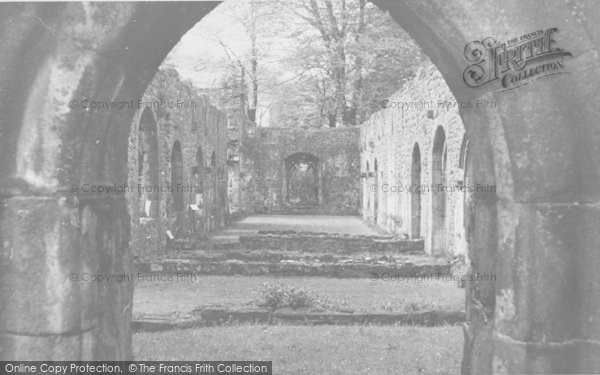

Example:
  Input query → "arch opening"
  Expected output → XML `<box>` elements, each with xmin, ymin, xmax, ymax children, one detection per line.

<box><xmin>209</xmin><ymin>150</ymin><xmax>218</xmax><ymax>232</ymax></box>
<box><xmin>366</xmin><ymin>160</ymin><xmax>370</xmax><ymax>209</ymax></box>
<box><xmin>411</xmin><ymin>143</ymin><xmax>422</xmax><ymax>239</ymax></box>
<box><xmin>283</xmin><ymin>152</ymin><xmax>323</xmax><ymax>209</ymax></box>
<box><xmin>137</xmin><ymin>108</ymin><xmax>160</xmax><ymax>219</ymax></box>
<box><xmin>431</xmin><ymin>126</ymin><xmax>447</xmax><ymax>256</ymax></box>
<box><xmin>191</xmin><ymin>147</ymin><xmax>206</xmax><ymax>235</ymax></box>
<box><xmin>373</xmin><ymin>158</ymin><xmax>379</xmax><ymax>223</ymax></box>
<box><xmin>171</xmin><ymin>141</ymin><xmax>185</xmax><ymax>236</ymax></box>
<box><xmin>455</xmin><ymin>135</ymin><xmax>470</xmax><ymax>256</ymax></box>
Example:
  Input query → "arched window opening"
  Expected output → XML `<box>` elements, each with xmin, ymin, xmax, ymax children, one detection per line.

<box><xmin>137</xmin><ymin>108</ymin><xmax>160</xmax><ymax>218</ymax></box>
<box><xmin>411</xmin><ymin>143</ymin><xmax>422</xmax><ymax>239</ymax></box>
<box><xmin>432</xmin><ymin>126</ymin><xmax>447</xmax><ymax>256</ymax></box>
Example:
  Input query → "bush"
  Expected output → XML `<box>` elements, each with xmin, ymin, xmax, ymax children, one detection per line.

<box><xmin>257</xmin><ymin>282</ymin><xmax>288</xmax><ymax>310</ymax></box>
<box><xmin>256</xmin><ymin>282</ymin><xmax>351</xmax><ymax>312</ymax></box>
<box><xmin>257</xmin><ymin>282</ymin><xmax>315</xmax><ymax>310</ymax></box>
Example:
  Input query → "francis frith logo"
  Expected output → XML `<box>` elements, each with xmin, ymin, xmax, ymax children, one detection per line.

<box><xmin>463</xmin><ymin>27</ymin><xmax>573</xmax><ymax>91</ymax></box>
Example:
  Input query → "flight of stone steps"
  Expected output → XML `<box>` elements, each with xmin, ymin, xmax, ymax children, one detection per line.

<box><xmin>135</xmin><ymin>231</ymin><xmax>453</xmax><ymax>278</ymax></box>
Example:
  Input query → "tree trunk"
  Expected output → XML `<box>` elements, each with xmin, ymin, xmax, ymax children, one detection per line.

<box><xmin>352</xmin><ymin>0</ymin><xmax>366</xmax><ymax>125</ymax></box>
<box><xmin>250</xmin><ymin>32</ymin><xmax>259</xmax><ymax>111</ymax></box>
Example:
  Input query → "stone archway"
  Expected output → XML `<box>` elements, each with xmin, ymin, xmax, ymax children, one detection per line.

<box><xmin>373</xmin><ymin>158</ymin><xmax>379</xmax><ymax>223</ymax></box>
<box><xmin>192</xmin><ymin>147</ymin><xmax>206</xmax><ymax>235</ymax></box>
<box><xmin>0</xmin><ymin>2</ymin><xmax>598</xmax><ymax>372</ymax></box>
<box><xmin>366</xmin><ymin>160</ymin><xmax>371</xmax><ymax>210</ymax></box>
<box><xmin>431</xmin><ymin>126</ymin><xmax>447</xmax><ymax>256</ymax></box>
<box><xmin>456</xmin><ymin>135</ymin><xmax>469</xmax><ymax>255</ymax></box>
<box><xmin>411</xmin><ymin>143</ymin><xmax>422</xmax><ymax>239</ymax></box>
<box><xmin>137</xmin><ymin>107</ymin><xmax>160</xmax><ymax>219</ymax></box>
<box><xmin>282</xmin><ymin>152</ymin><xmax>323</xmax><ymax>209</ymax></box>
<box><xmin>210</xmin><ymin>150</ymin><xmax>217</xmax><ymax>232</ymax></box>
<box><xmin>170</xmin><ymin>141</ymin><xmax>185</xmax><ymax>236</ymax></box>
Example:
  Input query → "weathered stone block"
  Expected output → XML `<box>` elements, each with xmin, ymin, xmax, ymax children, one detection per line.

<box><xmin>0</xmin><ymin>197</ymin><xmax>86</xmax><ymax>335</ymax></box>
<box><xmin>0</xmin><ymin>331</ymin><xmax>97</xmax><ymax>360</ymax></box>
<box><xmin>496</xmin><ymin>203</ymin><xmax>600</xmax><ymax>343</ymax></box>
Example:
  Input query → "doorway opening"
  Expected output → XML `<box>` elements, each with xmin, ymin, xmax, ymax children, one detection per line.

<box><xmin>283</xmin><ymin>152</ymin><xmax>323</xmax><ymax>209</ymax></box>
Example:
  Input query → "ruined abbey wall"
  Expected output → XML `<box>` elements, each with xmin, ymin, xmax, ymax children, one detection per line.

<box><xmin>126</xmin><ymin>69</ymin><xmax>229</xmax><ymax>259</ymax></box>
<box><xmin>240</xmin><ymin>127</ymin><xmax>361</xmax><ymax>215</ymax></box>
<box><xmin>361</xmin><ymin>64</ymin><xmax>472</xmax><ymax>257</ymax></box>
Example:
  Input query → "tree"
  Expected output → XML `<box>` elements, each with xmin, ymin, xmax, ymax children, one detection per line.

<box><xmin>280</xmin><ymin>0</ymin><xmax>426</xmax><ymax>127</ymax></box>
<box><xmin>166</xmin><ymin>0</ymin><xmax>426</xmax><ymax>128</ymax></box>
<box><xmin>214</xmin><ymin>0</ymin><xmax>285</xmax><ymax>121</ymax></box>
<box><xmin>357</xmin><ymin>5</ymin><xmax>427</xmax><ymax>121</ymax></box>
<box><xmin>289</xmin><ymin>0</ymin><xmax>352</xmax><ymax>127</ymax></box>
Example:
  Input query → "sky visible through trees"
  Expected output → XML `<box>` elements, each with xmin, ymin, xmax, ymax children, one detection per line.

<box><xmin>165</xmin><ymin>0</ymin><xmax>428</xmax><ymax>128</ymax></box>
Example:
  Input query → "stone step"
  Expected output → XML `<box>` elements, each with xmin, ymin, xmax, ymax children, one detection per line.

<box><xmin>237</xmin><ymin>233</ymin><xmax>423</xmax><ymax>253</ymax></box>
<box><xmin>132</xmin><ymin>308</ymin><xmax>465</xmax><ymax>332</ymax></box>
<box><xmin>135</xmin><ymin>258</ymin><xmax>452</xmax><ymax>278</ymax></box>
<box><xmin>168</xmin><ymin>238</ymin><xmax>241</xmax><ymax>251</ymax></box>
<box><xmin>167</xmin><ymin>249</ymin><xmax>433</xmax><ymax>265</ymax></box>
<box><xmin>168</xmin><ymin>232</ymin><xmax>424</xmax><ymax>253</ymax></box>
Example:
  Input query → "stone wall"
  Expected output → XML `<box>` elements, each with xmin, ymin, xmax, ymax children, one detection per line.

<box><xmin>240</xmin><ymin>127</ymin><xmax>361</xmax><ymax>215</ymax></box>
<box><xmin>361</xmin><ymin>64</ymin><xmax>468</xmax><ymax>257</ymax></box>
<box><xmin>127</xmin><ymin>68</ymin><xmax>229</xmax><ymax>259</ymax></box>
<box><xmin>238</xmin><ymin>233</ymin><xmax>424</xmax><ymax>253</ymax></box>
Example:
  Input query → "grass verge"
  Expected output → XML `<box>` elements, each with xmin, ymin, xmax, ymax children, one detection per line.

<box><xmin>133</xmin><ymin>275</ymin><xmax>464</xmax><ymax>315</ymax></box>
<box><xmin>134</xmin><ymin>325</ymin><xmax>462</xmax><ymax>375</ymax></box>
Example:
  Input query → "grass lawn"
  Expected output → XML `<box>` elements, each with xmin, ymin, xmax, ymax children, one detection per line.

<box><xmin>134</xmin><ymin>325</ymin><xmax>462</xmax><ymax>375</ymax></box>
<box><xmin>133</xmin><ymin>275</ymin><xmax>465</xmax><ymax>315</ymax></box>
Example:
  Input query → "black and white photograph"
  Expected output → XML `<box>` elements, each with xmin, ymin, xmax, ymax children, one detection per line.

<box><xmin>0</xmin><ymin>0</ymin><xmax>599</xmax><ymax>374</ymax></box>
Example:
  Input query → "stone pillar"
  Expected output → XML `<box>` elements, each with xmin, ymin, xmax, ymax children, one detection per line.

<box><xmin>490</xmin><ymin>71</ymin><xmax>600</xmax><ymax>374</ymax></box>
<box><xmin>0</xmin><ymin>190</ymin><xmax>133</xmax><ymax>360</ymax></box>
<box><xmin>377</xmin><ymin>1</ymin><xmax>600</xmax><ymax>372</ymax></box>
<box><xmin>0</xmin><ymin>2</ymin><xmax>219</xmax><ymax>360</ymax></box>
<box><xmin>460</xmin><ymin>110</ymin><xmax>498</xmax><ymax>374</ymax></box>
